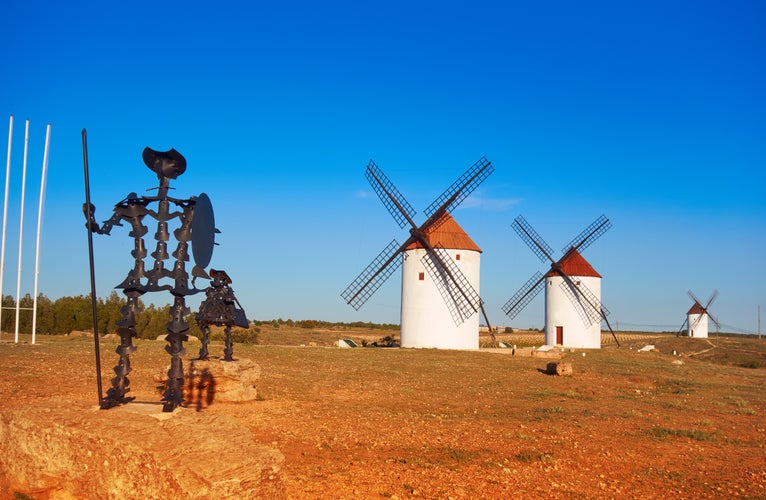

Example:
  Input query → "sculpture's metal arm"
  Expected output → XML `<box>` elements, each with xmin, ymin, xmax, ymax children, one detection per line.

<box><xmin>167</xmin><ymin>195</ymin><xmax>194</xmax><ymax>208</ymax></box>
<box><xmin>82</xmin><ymin>203</ymin><xmax>122</xmax><ymax>235</ymax></box>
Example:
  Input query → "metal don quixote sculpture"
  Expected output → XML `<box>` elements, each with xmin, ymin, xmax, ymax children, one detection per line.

<box><xmin>82</xmin><ymin>132</ymin><xmax>246</xmax><ymax>412</ymax></box>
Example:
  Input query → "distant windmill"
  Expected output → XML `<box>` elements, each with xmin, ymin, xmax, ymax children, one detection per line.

<box><xmin>503</xmin><ymin>215</ymin><xmax>619</xmax><ymax>348</ymax></box>
<box><xmin>341</xmin><ymin>157</ymin><xmax>494</xmax><ymax>349</ymax></box>
<box><xmin>679</xmin><ymin>290</ymin><xmax>719</xmax><ymax>338</ymax></box>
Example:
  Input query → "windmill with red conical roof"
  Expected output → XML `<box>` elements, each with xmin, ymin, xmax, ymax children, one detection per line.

<box><xmin>503</xmin><ymin>215</ymin><xmax>618</xmax><ymax>349</ymax></box>
<box><xmin>679</xmin><ymin>290</ymin><xmax>719</xmax><ymax>338</ymax></box>
<box><xmin>341</xmin><ymin>158</ymin><xmax>494</xmax><ymax>349</ymax></box>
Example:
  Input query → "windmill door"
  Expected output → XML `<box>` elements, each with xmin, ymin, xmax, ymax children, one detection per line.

<box><xmin>556</xmin><ymin>326</ymin><xmax>563</xmax><ymax>345</ymax></box>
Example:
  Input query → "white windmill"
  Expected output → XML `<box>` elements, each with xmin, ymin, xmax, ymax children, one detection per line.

<box><xmin>680</xmin><ymin>290</ymin><xmax>719</xmax><ymax>338</ymax></box>
<box><xmin>503</xmin><ymin>215</ymin><xmax>618</xmax><ymax>349</ymax></box>
<box><xmin>342</xmin><ymin>158</ymin><xmax>494</xmax><ymax>349</ymax></box>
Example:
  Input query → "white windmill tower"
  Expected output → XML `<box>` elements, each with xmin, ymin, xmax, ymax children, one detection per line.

<box><xmin>342</xmin><ymin>158</ymin><xmax>494</xmax><ymax>350</ymax></box>
<box><xmin>503</xmin><ymin>215</ymin><xmax>619</xmax><ymax>349</ymax></box>
<box><xmin>401</xmin><ymin>213</ymin><xmax>482</xmax><ymax>348</ymax></box>
<box><xmin>681</xmin><ymin>290</ymin><xmax>719</xmax><ymax>338</ymax></box>
<box><xmin>543</xmin><ymin>248</ymin><xmax>603</xmax><ymax>348</ymax></box>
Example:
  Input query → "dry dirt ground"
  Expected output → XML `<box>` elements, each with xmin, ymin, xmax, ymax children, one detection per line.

<box><xmin>0</xmin><ymin>329</ymin><xmax>764</xmax><ymax>499</ymax></box>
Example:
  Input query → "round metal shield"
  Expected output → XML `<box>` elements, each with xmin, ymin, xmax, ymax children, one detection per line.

<box><xmin>191</xmin><ymin>193</ymin><xmax>216</xmax><ymax>269</ymax></box>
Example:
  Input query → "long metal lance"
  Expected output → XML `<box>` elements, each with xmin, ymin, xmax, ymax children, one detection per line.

<box><xmin>82</xmin><ymin>129</ymin><xmax>103</xmax><ymax>407</ymax></box>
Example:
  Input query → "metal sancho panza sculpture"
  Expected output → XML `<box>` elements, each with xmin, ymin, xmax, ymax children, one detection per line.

<box><xmin>195</xmin><ymin>269</ymin><xmax>249</xmax><ymax>361</ymax></box>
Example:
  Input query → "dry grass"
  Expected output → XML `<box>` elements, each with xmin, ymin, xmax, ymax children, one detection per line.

<box><xmin>1</xmin><ymin>330</ymin><xmax>765</xmax><ymax>498</ymax></box>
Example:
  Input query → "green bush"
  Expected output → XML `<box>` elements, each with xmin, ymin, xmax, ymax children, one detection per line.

<box><xmin>207</xmin><ymin>326</ymin><xmax>260</xmax><ymax>345</ymax></box>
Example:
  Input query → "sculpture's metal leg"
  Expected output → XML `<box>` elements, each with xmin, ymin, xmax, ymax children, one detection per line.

<box><xmin>162</xmin><ymin>295</ymin><xmax>189</xmax><ymax>412</ymax></box>
<box><xmin>103</xmin><ymin>292</ymin><xmax>140</xmax><ymax>408</ymax></box>
<box><xmin>223</xmin><ymin>325</ymin><xmax>234</xmax><ymax>361</ymax></box>
<box><xmin>197</xmin><ymin>324</ymin><xmax>210</xmax><ymax>360</ymax></box>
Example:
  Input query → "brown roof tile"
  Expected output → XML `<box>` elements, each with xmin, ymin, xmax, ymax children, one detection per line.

<box><xmin>404</xmin><ymin>212</ymin><xmax>482</xmax><ymax>252</ymax></box>
<box><xmin>545</xmin><ymin>248</ymin><xmax>601</xmax><ymax>278</ymax></box>
<box><xmin>687</xmin><ymin>302</ymin><xmax>705</xmax><ymax>315</ymax></box>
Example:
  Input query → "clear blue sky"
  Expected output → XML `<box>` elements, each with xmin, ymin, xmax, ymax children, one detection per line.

<box><xmin>1</xmin><ymin>1</ymin><xmax>764</xmax><ymax>333</ymax></box>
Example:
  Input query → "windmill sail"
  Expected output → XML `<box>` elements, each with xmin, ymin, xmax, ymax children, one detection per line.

<box><xmin>365</xmin><ymin>160</ymin><xmax>416</xmax><ymax>229</ymax></box>
<box><xmin>421</xmin><ymin>246</ymin><xmax>482</xmax><ymax>325</ymax></box>
<box><xmin>424</xmin><ymin>157</ymin><xmax>494</xmax><ymax>218</ymax></box>
<box><xmin>562</xmin><ymin>214</ymin><xmax>612</xmax><ymax>255</ymax></box>
<box><xmin>341</xmin><ymin>239</ymin><xmax>405</xmax><ymax>310</ymax></box>
<box><xmin>512</xmin><ymin>215</ymin><xmax>555</xmax><ymax>263</ymax></box>
<box><xmin>558</xmin><ymin>278</ymin><xmax>606</xmax><ymax>327</ymax></box>
<box><xmin>502</xmin><ymin>271</ymin><xmax>545</xmax><ymax>319</ymax></box>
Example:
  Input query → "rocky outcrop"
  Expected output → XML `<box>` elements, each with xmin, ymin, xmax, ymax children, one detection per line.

<box><xmin>0</xmin><ymin>399</ymin><xmax>283</xmax><ymax>499</ymax></box>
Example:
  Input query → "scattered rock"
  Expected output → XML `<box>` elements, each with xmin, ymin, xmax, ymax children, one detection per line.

<box><xmin>531</xmin><ymin>348</ymin><xmax>561</xmax><ymax>359</ymax></box>
<box><xmin>68</xmin><ymin>330</ymin><xmax>93</xmax><ymax>337</ymax></box>
<box><xmin>547</xmin><ymin>361</ymin><xmax>573</xmax><ymax>376</ymax></box>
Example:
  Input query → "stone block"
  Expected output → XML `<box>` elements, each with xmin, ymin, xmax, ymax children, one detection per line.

<box><xmin>185</xmin><ymin>358</ymin><xmax>261</xmax><ymax>405</ymax></box>
<box><xmin>546</xmin><ymin>361</ymin><xmax>573</xmax><ymax>376</ymax></box>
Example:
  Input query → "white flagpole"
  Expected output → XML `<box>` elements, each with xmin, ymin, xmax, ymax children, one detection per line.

<box><xmin>31</xmin><ymin>124</ymin><xmax>51</xmax><ymax>344</ymax></box>
<box><xmin>14</xmin><ymin>119</ymin><xmax>29</xmax><ymax>343</ymax></box>
<box><xmin>0</xmin><ymin>115</ymin><xmax>12</xmax><ymax>341</ymax></box>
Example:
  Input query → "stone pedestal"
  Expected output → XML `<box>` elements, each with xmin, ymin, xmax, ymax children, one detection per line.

<box><xmin>155</xmin><ymin>358</ymin><xmax>261</xmax><ymax>408</ymax></box>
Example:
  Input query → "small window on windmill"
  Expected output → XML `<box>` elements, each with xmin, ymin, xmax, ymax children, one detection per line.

<box><xmin>575</xmin><ymin>280</ymin><xmax>581</xmax><ymax>286</ymax></box>
<box><xmin>418</xmin><ymin>272</ymin><xmax>425</xmax><ymax>281</ymax></box>
<box><xmin>456</xmin><ymin>253</ymin><xmax>461</xmax><ymax>261</ymax></box>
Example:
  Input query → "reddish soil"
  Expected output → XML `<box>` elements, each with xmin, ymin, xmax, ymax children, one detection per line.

<box><xmin>0</xmin><ymin>331</ymin><xmax>764</xmax><ymax>499</ymax></box>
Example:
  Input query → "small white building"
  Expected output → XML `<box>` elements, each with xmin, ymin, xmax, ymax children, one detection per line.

<box><xmin>400</xmin><ymin>213</ymin><xmax>481</xmax><ymax>350</ymax></box>
<box><xmin>686</xmin><ymin>302</ymin><xmax>709</xmax><ymax>338</ymax></box>
<box><xmin>544</xmin><ymin>249</ymin><xmax>602</xmax><ymax>349</ymax></box>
